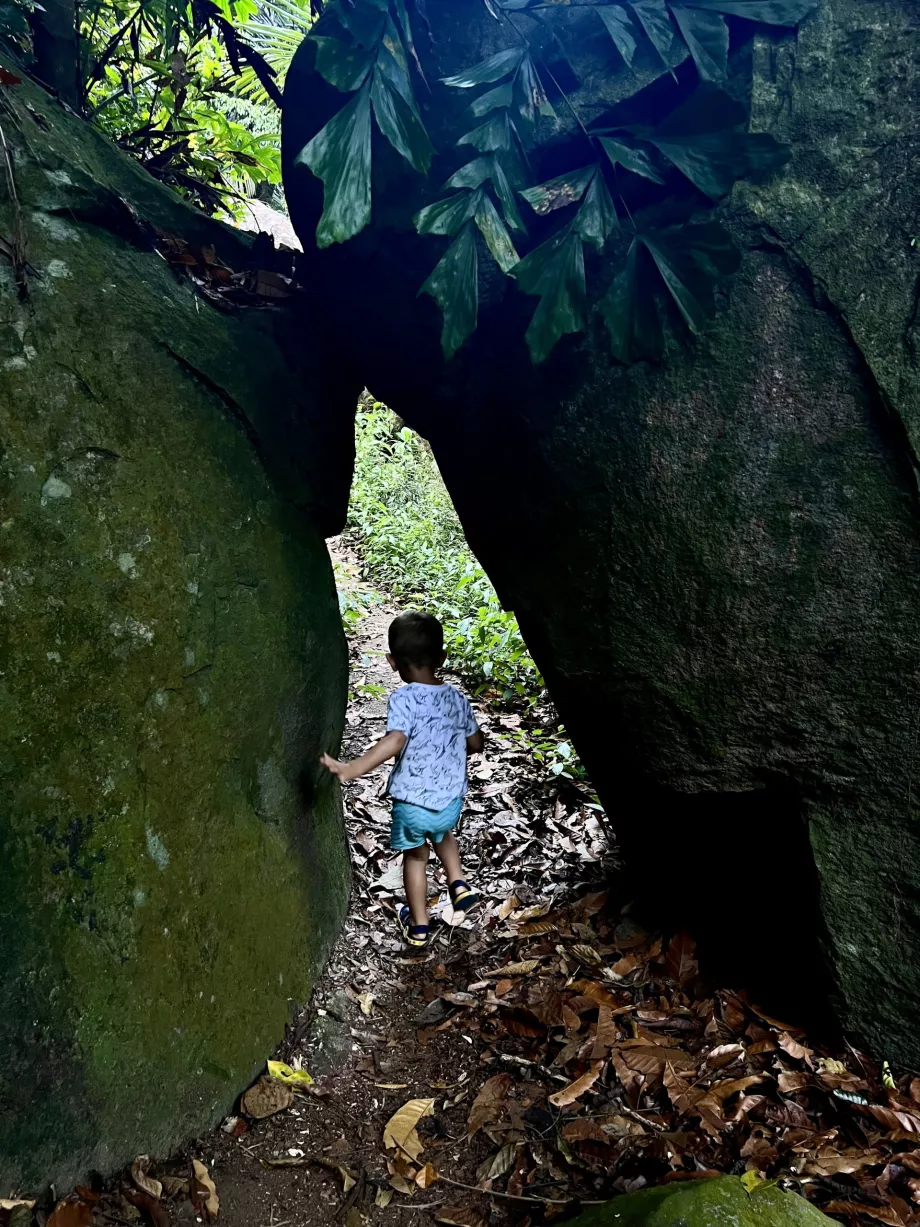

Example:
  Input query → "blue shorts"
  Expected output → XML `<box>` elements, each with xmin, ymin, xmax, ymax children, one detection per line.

<box><xmin>390</xmin><ymin>797</ymin><xmax>463</xmax><ymax>852</ymax></box>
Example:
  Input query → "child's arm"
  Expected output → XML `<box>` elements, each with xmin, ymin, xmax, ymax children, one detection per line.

<box><xmin>466</xmin><ymin>729</ymin><xmax>485</xmax><ymax>754</ymax></box>
<box><xmin>321</xmin><ymin>731</ymin><xmax>407</xmax><ymax>783</ymax></box>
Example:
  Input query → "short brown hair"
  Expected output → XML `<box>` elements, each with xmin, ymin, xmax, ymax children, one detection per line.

<box><xmin>388</xmin><ymin>612</ymin><xmax>444</xmax><ymax>669</ymax></box>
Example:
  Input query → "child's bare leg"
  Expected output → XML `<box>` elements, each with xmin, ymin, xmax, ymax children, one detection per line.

<box><xmin>432</xmin><ymin>832</ymin><xmax>463</xmax><ymax>885</ymax></box>
<box><xmin>403</xmin><ymin>843</ymin><xmax>430</xmax><ymax>927</ymax></box>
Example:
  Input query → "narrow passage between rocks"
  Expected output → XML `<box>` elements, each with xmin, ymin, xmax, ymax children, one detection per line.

<box><xmin>29</xmin><ymin>546</ymin><xmax>920</xmax><ymax>1227</ymax></box>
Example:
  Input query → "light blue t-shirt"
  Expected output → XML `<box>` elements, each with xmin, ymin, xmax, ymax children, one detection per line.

<box><xmin>385</xmin><ymin>682</ymin><xmax>479</xmax><ymax>811</ymax></box>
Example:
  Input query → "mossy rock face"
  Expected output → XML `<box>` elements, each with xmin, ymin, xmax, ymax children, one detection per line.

<box><xmin>284</xmin><ymin>0</ymin><xmax>920</xmax><ymax>1057</ymax></box>
<box><xmin>567</xmin><ymin>1178</ymin><xmax>831</xmax><ymax>1227</ymax></box>
<box><xmin>0</xmin><ymin>64</ymin><xmax>351</xmax><ymax>1191</ymax></box>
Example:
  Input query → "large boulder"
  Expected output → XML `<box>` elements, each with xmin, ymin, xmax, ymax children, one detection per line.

<box><xmin>0</xmin><ymin>64</ymin><xmax>351</xmax><ymax>1190</ymax></box>
<box><xmin>283</xmin><ymin>0</ymin><xmax>920</xmax><ymax>1059</ymax></box>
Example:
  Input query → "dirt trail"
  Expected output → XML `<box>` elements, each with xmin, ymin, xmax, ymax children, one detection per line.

<box><xmin>188</xmin><ymin>539</ymin><xmax>616</xmax><ymax>1227</ymax></box>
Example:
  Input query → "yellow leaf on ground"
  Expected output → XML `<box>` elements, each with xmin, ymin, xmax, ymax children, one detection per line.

<box><xmin>383</xmin><ymin>1098</ymin><xmax>435</xmax><ymax>1161</ymax></box>
<box><xmin>741</xmin><ymin>1170</ymin><xmax>764</xmax><ymax>1192</ymax></box>
<box><xmin>131</xmin><ymin>1155</ymin><xmax>162</xmax><ymax>1200</ymax></box>
<box><xmin>267</xmin><ymin>1060</ymin><xmax>314</xmax><ymax>1087</ymax></box>
<box><xmin>374</xmin><ymin>1188</ymin><xmax>393</xmax><ymax>1208</ymax></box>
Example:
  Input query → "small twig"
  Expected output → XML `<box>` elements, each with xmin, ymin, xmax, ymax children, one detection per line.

<box><xmin>439</xmin><ymin>1174</ymin><xmax>604</xmax><ymax>1206</ymax></box>
<box><xmin>619</xmin><ymin>1105</ymin><xmax>667</xmax><ymax>1133</ymax></box>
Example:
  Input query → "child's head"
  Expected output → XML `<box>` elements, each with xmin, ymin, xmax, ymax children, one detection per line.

<box><xmin>387</xmin><ymin>611</ymin><xmax>445</xmax><ymax>678</ymax></box>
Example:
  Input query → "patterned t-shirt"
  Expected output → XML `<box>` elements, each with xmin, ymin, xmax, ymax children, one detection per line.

<box><xmin>385</xmin><ymin>682</ymin><xmax>479</xmax><ymax>810</ymax></box>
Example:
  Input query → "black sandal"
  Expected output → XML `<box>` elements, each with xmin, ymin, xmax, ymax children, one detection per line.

<box><xmin>449</xmin><ymin>879</ymin><xmax>480</xmax><ymax>913</ymax></box>
<box><xmin>398</xmin><ymin>905</ymin><xmax>430</xmax><ymax>949</ymax></box>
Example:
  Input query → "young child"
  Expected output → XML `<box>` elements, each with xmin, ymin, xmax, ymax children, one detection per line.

<box><xmin>321</xmin><ymin>611</ymin><xmax>483</xmax><ymax>948</ymax></box>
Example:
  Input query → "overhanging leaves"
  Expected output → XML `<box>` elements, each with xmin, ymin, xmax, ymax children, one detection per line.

<box><xmin>631</xmin><ymin>85</ymin><xmax>791</xmax><ymax>199</ymax></box>
<box><xmin>602</xmin><ymin>219</ymin><xmax>740</xmax><ymax>362</ymax></box>
<box><xmin>597</xmin><ymin>5</ymin><xmax>638</xmax><ymax>67</ymax></box>
<box><xmin>420</xmin><ymin>222</ymin><xmax>478</xmax><ymax>360</ymax></box>
<box><xmin>670</xmin><ymin>6</ymin><xmax>728</xmax><ymax>81</ymax></box>
<box><xmin>441</xmin><ymin>47</ymin><xmax>524</xmax><ymax>89</ymax></box>
<box><xmin>371</xmin><ymin>64</ymin><xmax>433</xmax><ymax>173</ymax></box>
<box><xmin>512</xmin><ymin>227</ymin><xmax>588</xmax><ymax>364</ymax></box>
<box><xmin>297</xmin><ymin>79</ymin><xmax>372</xmax><ymax>247</ymax></box>
<box><xmin>599</xmin><ymin>135</ymin><xmax>665</xmax><ymax>183</ymax></box>
<box><xmin>447</xmin><ymin>157</ymin><xmax>525</xmax><ymax>232</ymax></box>
<box><xmin>312</xmin><ymin>35</ymin><xmax>374</xmax><ymax>91</ymax></box>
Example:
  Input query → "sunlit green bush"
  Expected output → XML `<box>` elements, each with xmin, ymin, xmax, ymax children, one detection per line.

<box><xmin>348</xmin><ymin>402</ymin><xmax>543</xmax><ymax>702</ymax></box>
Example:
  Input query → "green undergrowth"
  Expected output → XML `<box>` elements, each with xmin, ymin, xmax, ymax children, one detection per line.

<box><xmin>345</xmin><ymin>398</ymin><xmax>585</xmax><ymax>782</ymax></box>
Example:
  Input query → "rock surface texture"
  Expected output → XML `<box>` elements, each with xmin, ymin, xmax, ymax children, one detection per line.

<box><xmin>565</xmin><ymin>1177</ymin><xmax>831</xmax><ymax>1226</ymax></box>
<box><xmin>284</xmin><ymin>1</ymin><xmax>920</xmax><ymax>1059</ymax></box>
<box><xmin>0</xmin><ymin>65</ymin><xmax>351</xmax><ymax>1191</ymax></box>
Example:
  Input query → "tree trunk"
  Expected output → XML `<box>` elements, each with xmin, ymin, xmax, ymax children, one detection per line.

<box><xmin>283</xmin><ymin>0</ymin><xmax>920</xmax><ymax>1062</ymax></box>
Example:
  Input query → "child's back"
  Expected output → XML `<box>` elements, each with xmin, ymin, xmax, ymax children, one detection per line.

<box><xmin>386</xmin><ymin>681</ymin><xmax>477</xmax><ymax>811</ymax></box>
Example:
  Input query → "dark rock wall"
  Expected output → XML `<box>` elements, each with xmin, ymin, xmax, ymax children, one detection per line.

<box><xmin>0</xmin><ymin>63</ymin><xmax>352</xmax><ymax>1190</ymax></box>
<box><xmin>283</xmin><ymin>0</ymin><xmax>920</xmax><ymax>1060</ymax></box>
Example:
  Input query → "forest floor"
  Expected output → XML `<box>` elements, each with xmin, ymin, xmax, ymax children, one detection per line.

<box><xmin>32</xmin><ymin>541</ymin><xmax>920</xmax><ymax>1227</ymax></box>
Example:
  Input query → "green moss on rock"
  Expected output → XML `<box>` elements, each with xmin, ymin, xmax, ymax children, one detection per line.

<box><xmin>0</xmin><ymin>65</ymin><xmax>350</xmax><ymax>1192</ymax></box>
<box><xmin>566</xmin><ymin>1178</ymin><xmax>831</xmax><ymax>1227</ymax></box>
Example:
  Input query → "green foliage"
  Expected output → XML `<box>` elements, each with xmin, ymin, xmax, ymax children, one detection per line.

<box><xmin>348</xmin><ymin>401</ymin><xmax>542</xmax><ymax>702</ymax></box>
<box><xmin>73</xmin><ymin>0</ymin><xmax>311</xmax><ymax>215</ymax></box>
<box><xmin>296</xmin><ymin>0</ymin><xmax>817</xmax><ymax>363</ymax></box>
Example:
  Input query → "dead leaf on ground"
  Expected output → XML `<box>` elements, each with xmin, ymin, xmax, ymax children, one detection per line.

<box><xmin>477</xmin><ymin>1143</ymin><xmax>521</xmax><ymax>1184</ymax></box>
<box><xmin>241</xmin><ymin>1075</ymin><xmax>293</xmax><ymax>1119</ymax></box>
<box><xmin>415</xmin><ymin>1163</ymin><xmax>438</xmax><ymax>1188</ymax></box>
<box><xmin>778</xmin><ymin>1032</ymin><xmax>814</xmax><ymax>1064</ymax></box>
<box><xmin>549</xmin><ymin>1060</ymin><xmax>605</xmax><ymax>1107</ymax></box>
<box><xmin>468</xmin><ymin>1073</ymin><xmax>512</xmax><ymax>1136</ymax></box>
<box><xmin>824</xmin><ymin>1202</ymin><xmax>906</xmax><ymax>1225</ymax></box>
<box><xmin>489</xmin><ymin>959</ymin><xmax>540</xmax><ymax>977</ymax></box>
<box><xmin>664</xmin><ymin>931</ymin><xmax>698</xmax><ymax>987</ymax></box>
<box><xmin>383</xmin><ymin>1097</ymin><xmax>435</xmax><ymax>1161</ymax></box>
<box><xmin>131</xmin><ymin>1156</ymin><xmax>162</xmax><ymax>1200</ymax></box>
<box><xmin>435</xmin><ymin>1209</ymin><xmax>489</xmax><ymax>1227</ymax></box>
<box><xmin>190</xmin><ymin>1160</ymin><xmax>219</xmax><ymax>1220</ymax></box>
<box><xmin>47</xmin><ymin>1200</ymin><xmax>95</xmax><ymax>1227</ymax></box>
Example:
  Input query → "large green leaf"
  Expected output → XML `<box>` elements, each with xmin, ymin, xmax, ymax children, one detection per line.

<box><xmin>601</xmin><ymin>241</ymin><xmax>653</xmax><ymax>363</ymax></box>
<box><xmin>601</xmin><ymin>220</ymin><xmax>740</xmax><ymax>361</ymax></box>
<box><xmin>334</xmin><ymin>2</ymin><xmax>387</xmax><ymax>49</ymax></box>
<box><xmin>392</xmin><ymin>0</ymin><xmax>425</xmax><ymax>80</ymax></box>
<box><xmin>640</xmin><ymin>86</ymin><xmax>790</xmax><ymax>198</ymax></box>
<box><xmin>598</xmin><ymin>136</ymin><xmax>665</xmax><ymax>183</ymax></box>
<box><xmin>441</xmin><ymin>47</ymin><xmax>524</xmax><ymax>88</ymax></box>
<box><xmin>447</xmin><ymin>157</ymin><xmax>526</xmax><ymax>232</ymax></box>
<box><xmin>297</xmin><ymin>79</ymin><xmax>372</xmax><ymax>247</ymax></box>
<box><xmin>311</xmin><ymin>35</ymin><xmax>374</xmax><ymax>91</ymax></box>
<box><xmin>629</xmin><ymin>0</ymin><xmax>676</xmax><ymax>67</ymax></box>
<box><xmin>470</xmin><ymin>82</ymin><xmax>514</xmax><ymax>117</ymax></box>
<box><xmin>641</xmin><ymin>219</ymin><xmax>739</xmax><ymax>331</ymax></box>
<box><xmin>415</xmin><ymin>189</ymin><xmax>481</xmax><ymax>237</ymax></box>
<box><xmin>597</xmin><ymin>6</ymin><xmax>638</xmax><ymax>67</ymax></box>
<box><xmin>573</xmin><ymin>170</ymin><xmax>619</xmax><ymax>249</ymax></box>
<box><xmin>512</xmin><ymin>228</ymin><xmax>587</xmax><ymax>363</ymax></box>
<box><xmin>421</xmin><ymin>222</ymin><xmax>479</xmax><ymax>360</ymax></box>
<box><xmin>458</xmin><ymin>111</ymin><xmax>516</xmax><ymax>154</ymax></box>
<box><xmin>517</xmin><ymin>53</ymin><xmax>557</xmax><ymax>123</ymax></box>
<box><xmin>670</xmin><ymin>6</ymin><xmax>728</xmax><ymax>80</ymax></box>
<box><xmin>473</xmin><ymin>193</ymin><xmax>519</xmax><ymax>272</ymax></box>
<box><xmin>680</xmin><ymin>0</ymin><xmax>818</xmax><ymax>21</ymax></box>
<box><xmin>371</xmin><ymin>64</ymin><xmax>433</xmax><ymax>173</ymax></box>
<box><xmin>520</xmin><ymin>165</ymin><xmax>598</xmax><ymax>216</ymax></box>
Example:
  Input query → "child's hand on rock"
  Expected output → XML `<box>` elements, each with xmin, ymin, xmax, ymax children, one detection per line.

<box><xmin>321</xmin><ymin>752</ymin><xmax>355</xmax><ymax>780</ymax></box>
